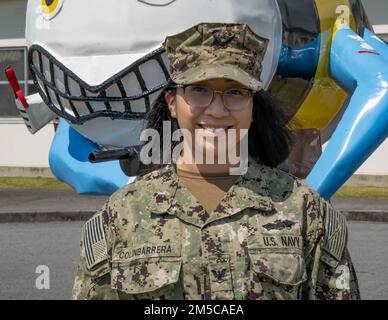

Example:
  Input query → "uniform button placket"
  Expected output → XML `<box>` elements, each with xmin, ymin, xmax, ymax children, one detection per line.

<box><xmin>200</xmin><ymin>224</ymin><xmax>212</xmax><ymax>300</ymax></box>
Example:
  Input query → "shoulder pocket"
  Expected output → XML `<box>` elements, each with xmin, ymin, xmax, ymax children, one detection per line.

<box><xmin>111</xmin><ymin>257</ymin><xmax>182</xmax><ymax>295</ymax></box>
<box><xmin>249</xmin><ymin>251</ymin><xmax>307</xmax><ymax>286</ymax></box>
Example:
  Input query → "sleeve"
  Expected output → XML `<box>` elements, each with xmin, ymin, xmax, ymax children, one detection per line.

<box><xmin>72</xmin><ymin>202</ymin><xmax>119</xmax><ymax>300</ymax></box>
<box><xmin>303</xmin><ymin>193</ymin><xmax>360</xmax><ymax>300</ymax></box>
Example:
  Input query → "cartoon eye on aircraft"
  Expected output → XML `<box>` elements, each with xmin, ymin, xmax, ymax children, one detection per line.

<box><xmin>5</xmin><ymin>0</ymin><xmax>388</xmax><ymax>199</ymax></box>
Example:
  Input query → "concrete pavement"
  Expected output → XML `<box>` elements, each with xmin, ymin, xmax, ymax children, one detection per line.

<box><xmin>0</xmin><ymin>188</ymin><xmax>107</xmax><ymax>222</ymax></box>
<box><xmin>332</xmin><ymin>198</ymin><xmax>388</xmax><ymax>222</ymax></box>
<box><xmin>1</xmin><ymin>188</ymin><xmax>388</xmax><ymax>222</ymax></box>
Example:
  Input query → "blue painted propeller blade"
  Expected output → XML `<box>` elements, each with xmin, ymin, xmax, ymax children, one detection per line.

<box><xmin>306</xmin><ymin>26</ymin><xmax>388</xmax><ymax>199</ymax></box>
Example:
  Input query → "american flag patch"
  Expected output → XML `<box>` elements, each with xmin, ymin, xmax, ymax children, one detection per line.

<box><xmin>323</xmin><ymin>205</ymin><xmax>347</xmax><ymax>262</ymax></box>
<box><xmin>82</xmin><ymin>213</ymin><xmax>108</xmax><ymax>270</ymax></box>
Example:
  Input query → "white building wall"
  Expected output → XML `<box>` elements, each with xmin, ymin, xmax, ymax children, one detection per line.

<box><xmin>355</xmin><ymin>139</ymin><xmax>388</xmax><ymax>175</ymax></box>
<box><xmin>0</xmin><ymin>118</ymin><xmax>54</xmax><ymax>167</ymax></box>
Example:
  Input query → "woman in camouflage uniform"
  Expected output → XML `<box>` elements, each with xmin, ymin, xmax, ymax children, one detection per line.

<box><xmin>72</xmin><ymin>23</ymin><xmax>360</xmax><ymax>300</ymax></box>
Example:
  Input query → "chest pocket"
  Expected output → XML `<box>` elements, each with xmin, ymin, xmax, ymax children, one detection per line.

<box><xmin>248</xmin><ymin>250</ymin><xmax>307</xmax><ymax>300</ymax></box>
<box><xmin>111</xmin><ymin>243</ymin><xmax>183</xmax><ymax>299</ymax></box>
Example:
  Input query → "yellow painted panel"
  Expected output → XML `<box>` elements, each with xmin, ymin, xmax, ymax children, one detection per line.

<box><xmin>290</xmin><ymin>0</ymin><xmax>356</xmax><ymax>129</ymax></box>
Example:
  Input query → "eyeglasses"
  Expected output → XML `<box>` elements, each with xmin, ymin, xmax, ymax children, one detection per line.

<box><xmin>174</xmin><ymin>85</ymin><xmax>253</xmax><ymax>111</ymax></box>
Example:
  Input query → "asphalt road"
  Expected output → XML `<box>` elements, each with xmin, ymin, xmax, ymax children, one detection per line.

<box><xmin>0</xmin><ymin>221</ymin><xmax>81</xmax><ymax>300</ymax></box>
<box><xmin>0</xmin><ymin>221</ymin><xmax>387</xmax><ymax>300</ymax></box>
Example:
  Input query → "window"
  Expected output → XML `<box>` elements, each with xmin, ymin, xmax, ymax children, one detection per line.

<box><xmin>0</xmin><ymin>47</ymin><xmax>37</xmax><ymax>117</ymax></box>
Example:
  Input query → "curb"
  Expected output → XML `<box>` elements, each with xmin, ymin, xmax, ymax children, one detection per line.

<box><xmin>0</xmin><ymin>210</ymin><xmax>387</xmax><ymax>223</ymax></box>
<box><xmin>0</xmin><ymin>211</ymin><xmax>94</xmax><ymax>223</ymax></box>
<box><xmin>343</xmin><ymin>210</ymin><xmax>388</xmax><ymax>223</ymax></box>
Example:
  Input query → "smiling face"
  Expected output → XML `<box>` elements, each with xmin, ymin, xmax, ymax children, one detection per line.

<box><xmin>165</xmin><ymin>78</ymin><xmax>253</xmax><ymax>165</ymax></box>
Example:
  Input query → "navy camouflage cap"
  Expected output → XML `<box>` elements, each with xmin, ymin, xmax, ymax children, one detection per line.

<box><xmin>163</xmin><ymin>23</ymin><xmax>269</xmax><ymax>91</ymax></box>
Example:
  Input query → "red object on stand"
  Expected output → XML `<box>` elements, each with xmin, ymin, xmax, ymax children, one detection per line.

<box><xmin>5</xmin><ymin>67</ymin><xmax>29</xmax><ymax>109</ymax></box>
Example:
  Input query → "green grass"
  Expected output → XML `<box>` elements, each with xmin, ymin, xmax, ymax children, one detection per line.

<box><xmin>0</xmin><ymin>177</ymin><xmax>72</xmax><ymax>190</ymax></box>
<box><xmin>333</xmin><ymin>186</ymin><xmax>388</xmax><ymax>199</ymax></box>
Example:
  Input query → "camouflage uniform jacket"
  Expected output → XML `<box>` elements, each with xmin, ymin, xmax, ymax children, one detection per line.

<box><xmin>72</xmin><ymin>158</ymin><xmax>360</xmax><ymax>300</ymax></box>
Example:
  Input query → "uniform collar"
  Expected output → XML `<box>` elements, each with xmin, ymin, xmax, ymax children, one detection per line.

<box><xmin>146</xmin><ymin>156</ymin><xmax>276</xmax><ymax>228</ymax></box>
